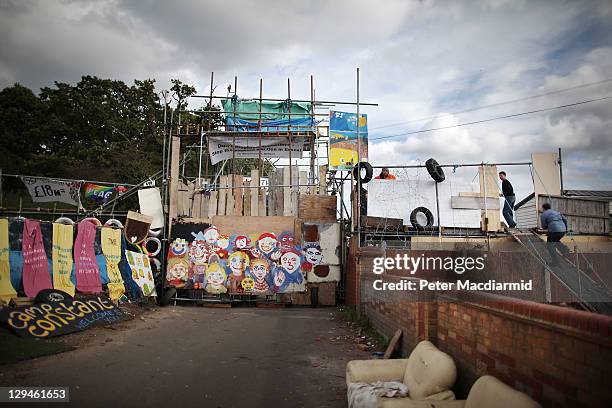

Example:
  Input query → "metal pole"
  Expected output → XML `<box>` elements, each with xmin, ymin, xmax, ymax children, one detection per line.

<box><xmin>189</xmin><ymin>94</ymin><xmax>379</xmax><ymax>106</ymax></box>
<box><xmin>288</xmin><ymin>78</ymin><xmax>293</xmax><ymax>202</ymax></box>
<box><xmin>310</xmin><ymin>75</ymin><xmax>316</xmax><ymax>194</ymax></box>
<box><xmin>232</xmin><ymin>76</ymin><xmax>237</xmax><ymax>185</ymax></box>
<box><xmin>435</xmin><ymin>182</ymin><xmax>441</xmax><ymax>239</ymax></box>
<box><xmin>558</xmin><ymin>147</ymin><xmax>564</xmax><ymax>195</ymax></box>
<box><xmin>356</xmin><ymin>67</ymin><xmax>361</xmax><ymax>245</ymax></box>
<box><xmin>197</xmin><ymin>127</ymin><xmax>204</xmax><ymax>187</ymax></box>
<box><xmin>205</xmin><ymin>72</ymin><xmax>214</xmax><ymax>183</ymax></box>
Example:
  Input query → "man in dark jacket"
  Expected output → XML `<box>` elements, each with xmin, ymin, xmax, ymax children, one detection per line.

<box><xmin>498</xmin><ymin>171</ymin><xmax>516</xmax><ymax>228</ymax></box>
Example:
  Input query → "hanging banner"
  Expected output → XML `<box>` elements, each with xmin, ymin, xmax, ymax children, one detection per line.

<box><xmin>22</xmin><ymin>219</ymin><xmax>52</xmax><ymax>297</ymax></box>
<box><xmin>0</xmin><ymin>289</ymin><xmax>128</xmax><ymax>338</ymax></box>
<box><xmin>74</xmin><ymin>221</ymin><xmax>102</xmax><ymax>294</ymax></box>
<box><xmin>20</xmin><ymin>177</ymin><xmax>83</xmax><ymax>208</ymax></box>
<box><xmin>52</xmin><ymin>223</ymin><xmax>75</xmax><ymax>297</ymax></box>
<box><xmin>84</xmin><ymin>183</ymin><xmax>115</xmax><ymax>204</ymax></box>
<box><xmin>101</xmin><ymin>228</ymin><xmax>125</xmax><ymax>301</ymax></box>
<box><xmin>207</xmin><ymin>136</ymin><xmax>306</xmax><ymax>165</ymax></box>
<box><xmin>125</xmin><ymin>251</ymin><xmax>157</xmax><ymax>297</ymax></box>
<box><xmin>329</xmin><ymin>111</ymin><xmax>368</xmax><ymax>171</ymax></box>
<box><xmin>0</xmin><ymin>219</ymin><xmax>17</xmax><ymax>303</ymax></box>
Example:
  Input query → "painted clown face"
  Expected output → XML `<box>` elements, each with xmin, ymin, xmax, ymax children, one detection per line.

<box><xmin>170</xmin><ymin>238</ymin><xmax>188</xmax><ymax>257</ymax></box>
<box><xmin>207</xmin><ymin>265</ymin><xmax>226</xmax><ymax>286</ymax></box>
<box><xmin>203</xmin><ymin>227</ymin><xmax>219</xmax><ymax>244</ymax></box>
<box><xmin>274</xmin><ymin>270</ymin><xmax>286</xmax><ymax>287</ymax></box>
<box><xmin>167</xmin><ymin>261</ymin><xmax>188</xmax><ymax>281</ymax></box>
<box><xmin>234</xmin><ymin>235</ymin><xmax>250</xmax><ymax>250</ymax></box>
<box><xmin>229</xmin><ymin>252</ymin><xmax>249</xmax><ymax>276</ymax></box>
<box><xmin>189</xmin><ymin>240</ymin><xmax>209</xmax><ymax>263</ymax></box>
<box><xmin>257</xmin><ymin>233</ymin><xmax>277</xmax><ymax>254</ymax></box>
<box><xmin>303</xmin><ymin>245</ymin><xmax>323</xmax><ymax>265</ymax></box>
<box><xmin>216</xmin><ymin>235</ymin><xmax>229</xmax><ymax>249</ymax></box>
<box><xmin>281</xmin><ymin>251</ymin><xmax>301</xmax><ymax>274</ymax></box>
<box><xmin>277</xmin><ymin>232</ymin><xmax>295</xmax><ymax>250</ymax></box>
<box><xmin>251</xmin><ymin>260</ymin><xmax>270</xmax><ymax>280</ymax></box>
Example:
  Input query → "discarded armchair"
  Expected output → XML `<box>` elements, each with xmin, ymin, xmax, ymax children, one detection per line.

<box><xmin>346</xmin><ymin>340</ymin><xmax>457</xmax><ymax>407</ymax></box>
<box><xmin>378</xmin><ymin>375</ymin><xmax>542</xmax><ymax>408</ymax></box>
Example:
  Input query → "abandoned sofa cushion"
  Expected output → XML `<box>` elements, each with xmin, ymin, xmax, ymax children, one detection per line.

<box><xmin>402</xmin><ymin>340</ymin><xmax>457</xmax><ymax>399</ymax></box>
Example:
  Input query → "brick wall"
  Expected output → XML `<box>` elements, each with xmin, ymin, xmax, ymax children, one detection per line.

<box><xmin>357</xmin><ymin>248</ymin><xmax>612</xmax><ymax>408</ymax></box>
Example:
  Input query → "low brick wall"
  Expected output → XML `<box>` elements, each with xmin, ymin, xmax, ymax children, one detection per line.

<box><xmin>356</xmin><ymin>248</ymin><xmax>612</xmax><ymax>408</ymax></box>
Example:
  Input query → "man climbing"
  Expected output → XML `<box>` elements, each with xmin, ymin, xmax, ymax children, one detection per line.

<box><xmin>540</xmin><ymin>202</ymin><xmax>570</xmax><ymax>264</ymax></box>
<box><xmin>498</xmin><ymin>171</ymin><xmax>516</xmax><ymax>228</ymax></box>
<box><xmin>375</xmin><ymin>167</ymin><xmax>396</xmax><ymax>180</ymax></box>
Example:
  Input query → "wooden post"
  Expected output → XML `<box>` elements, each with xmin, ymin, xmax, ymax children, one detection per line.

<box><xmin>283</xmin><ymin>166</ymin><xmax>292</xmax><ymax>216</ymax></box>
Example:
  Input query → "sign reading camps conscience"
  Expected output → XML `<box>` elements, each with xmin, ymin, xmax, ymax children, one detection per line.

<box><xmin>207</xmin><ymin>136</ymin><xmax>306</xmax><ymax>165</ymax></box>
<box><xmin>0</xmin><ymin>289</ymin><xmax>128</xmax><ymax>338</ymax></box>
<box><xmin>20</xmin><ymin>177</ymin><xmax>83</xmax><ymax>208</ymax></box>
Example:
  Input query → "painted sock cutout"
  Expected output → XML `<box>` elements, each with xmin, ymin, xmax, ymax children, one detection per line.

<box><xmin>22</xmin><ymin>219</ymin><xmax>52</xmax><ymax>297</ymax></box>
<box><xmin>0</xmin><ymin>219</ymin><xmax>17</xmax><ymax>303</ymax></box>
<box><xmin>74</xmin><ymin>220</ymin><xmax>102</xmax><ymax>293</ymax></box>
<box><xmin>101</xmin><ymin>227</ymin><xmax>125</xmax><ymax>301</ymax></box>
<box><xmin>52</xmin><ymin>222</ymin><xmax>75</xmax><ymax>296</ymax></box>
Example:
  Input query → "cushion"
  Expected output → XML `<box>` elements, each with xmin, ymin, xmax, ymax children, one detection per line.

<box><xmin>465</xmin><ymin>376</ymin><xmax>541</xmax><ymax>408</ymax></box>
<box><xmin>403</xmin><ymin>341</ymin><xmax>457</xmax><ymax>399</ymax></box>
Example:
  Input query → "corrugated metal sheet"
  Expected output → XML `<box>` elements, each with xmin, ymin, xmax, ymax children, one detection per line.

<box><xmin>516</xmin><ymin>196</ymin><xmax>537</xmax><ymax>229</ymax></box>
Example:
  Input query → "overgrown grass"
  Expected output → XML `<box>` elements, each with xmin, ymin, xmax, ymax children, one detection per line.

<box><xmin>339</xmin><ymin>306</ymin><xmax>389</xmax><ymax>348</ymax></box>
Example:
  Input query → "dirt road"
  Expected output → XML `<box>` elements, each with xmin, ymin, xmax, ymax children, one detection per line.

<box><xmin>0</xmin><ymin>306</ymin><xmax>369</xmax><ymax>407</ymax></box>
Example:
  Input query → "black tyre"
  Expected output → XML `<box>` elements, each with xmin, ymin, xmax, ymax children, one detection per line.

<box><xmin>353</xmin><ymin>162</ymin><xmax>373</xmax><ymax>184</ymax></box>
<box><xmin>410</xmin><ymin>207</ymin><xmax>434</xmax><ymax>230</ymax></box>
<box><xmin>159</xmin><ymin>287</ymin><xmax>177</xmax><ymax>306</ymax></box>
<box><xmin>35</xmin><ymin>289</ymin><xmax>73</xmax><ymax>305</ymax></box>
<box><xmin>425</xmin><ymin>158</ymin><xmax>445</xmax><ymax>182</ymax></box>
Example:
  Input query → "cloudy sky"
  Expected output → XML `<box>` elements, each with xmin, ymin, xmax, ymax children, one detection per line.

<box><xmin>1</xmin><ymin>0</ymin><xmax>611</xmax><ymax>199</ymax></box>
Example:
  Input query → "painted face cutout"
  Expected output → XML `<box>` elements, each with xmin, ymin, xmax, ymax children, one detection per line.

<box><xmin>228</xmin><ymin>252</ymin><xmax>249</xmax><ymax>276</ymax></box>
<box><xmin>170</xmin><ymin>238</ymin><xmax>188</xmax><ymax>257</ymax></box>
<box><xmin>167</xmin><ymin>260</ymin><xmax>188</xmax><ymax>280</ymax></box>
<box><xmin>206</xmin><ymin>264</ymin><xmax>226</xmax><ymax>286</ymax></box>
<box><xmin>251</xmin><ymin>259</ymin><xmax>270</xmax><ymax>280</ymax></box>
<box><xmin>241</xmin><ymin>277</ymin><xmax>255</xmax><ymax>291</ymax></box>
<box><xmin>303</xmin><ymin>244</ymin><xmax>323</xmax><ymax>265</ymax></box>
<box><xmin>277</xmin><ymin>231</ymin><xmax>295</xmax><ymax>250</ymax></box>
<box><xmin>281</xmin><ymin>250</ymin><xmax>301</xmax><ymax>274</ymax></box>
<box><xmin>217</xmin><ymin>235</ymin><xmax>229</xmax><ymax>249</ymax></box>
<box><xmin>257</xmin><ymin>233</ymin><xmax>277</xmax><ymax>254</ymax></box>
<box><xmin>234</xmin><ymin>235</ymin><xmax>250</xmax><ymax>250</ymax></box>
<box><xmin>274</xmin><ymin>270</ymin><xmax>286</xmax><ymax>287</ymax></box>
<box><xmin>203</xmin><ymin>227</ymin><xmax>219</xmax><ymax>244</ymax></box>
<box><xmin>189</xmin><ymin>240</ymin><xmax>209</xmax><ymax>263</ymax></box>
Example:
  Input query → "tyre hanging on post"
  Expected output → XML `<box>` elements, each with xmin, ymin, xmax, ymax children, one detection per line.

<box><xmin>410</xmin><ymin>207</ymin><xmax>434</xmax><ymax>230</ymax></box>
<box><xmin>425</xmin><ymin>158</ymin><xmax>445</xmax><ymax>183</ymax></box>
<box><xmin>353</xmin><ymin>162</ymin><xmax>373</xmax><ymax>184</ymax></box>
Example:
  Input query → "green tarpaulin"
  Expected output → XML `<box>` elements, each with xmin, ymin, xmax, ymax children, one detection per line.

<box><xmin>221</xmin><ymin>98</ymin><xmax>312</xmax><ymax>121</ymax></box>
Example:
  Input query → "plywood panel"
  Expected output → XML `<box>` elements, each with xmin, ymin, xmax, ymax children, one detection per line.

<box><xmin>226</xmin><ymin>175</ymin><xmax>235</xmax><ymax>216</ymax></box>
<box><xmin>532</xmin><ymin>153</ymin><xmax>561</xmax><ymax>205</ymax></box>
<box><xmin>243</xmin><ymin>179</ymin><xmax>251</xmax><ymax>216</ymax></box>
<box><xmin>217</xmin><ymin>175</ymin><xmax>227</xmax><ymax>216</ymax></box>
<box><xmin>211</xmin><ymin>216</ymin><xmax>296</xmax><ymax>236</ymax></box>
<box><xmin>452</xmin><ymin>196</ymin><xmax>500</xmax><ymax>210</ymax></box>
<box><xmin>283</xmin><ymin>166</ymin><xmax>292</xmax><ymax>216</ymax></box>
<box><xmin>232</xmin><ymin>175</ymin><xmax>243</xmax><ymax>216</ymax></box>
<box><xmin>319</xmin><ymin>164</ymin><xmax>328</xmax><ymax>194</ymax></box>
<box><xmin>208</xmin><ymin>190</ymin><xmax>218</xmax><ymax>217</ymax></box>
<box><xmin>299</xmin><ymin>195</ymin><xmax>337</xmax><ymax>222</ymax></box>
<box><xmin>259</xmin><ymin>184</ymin><xmax>267</xmax><ymax>216</ymax></box>
<box><xmin>250</xmin><ymin>169</ymin><xmax>259</xmax><ymax>216</ymax></box>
